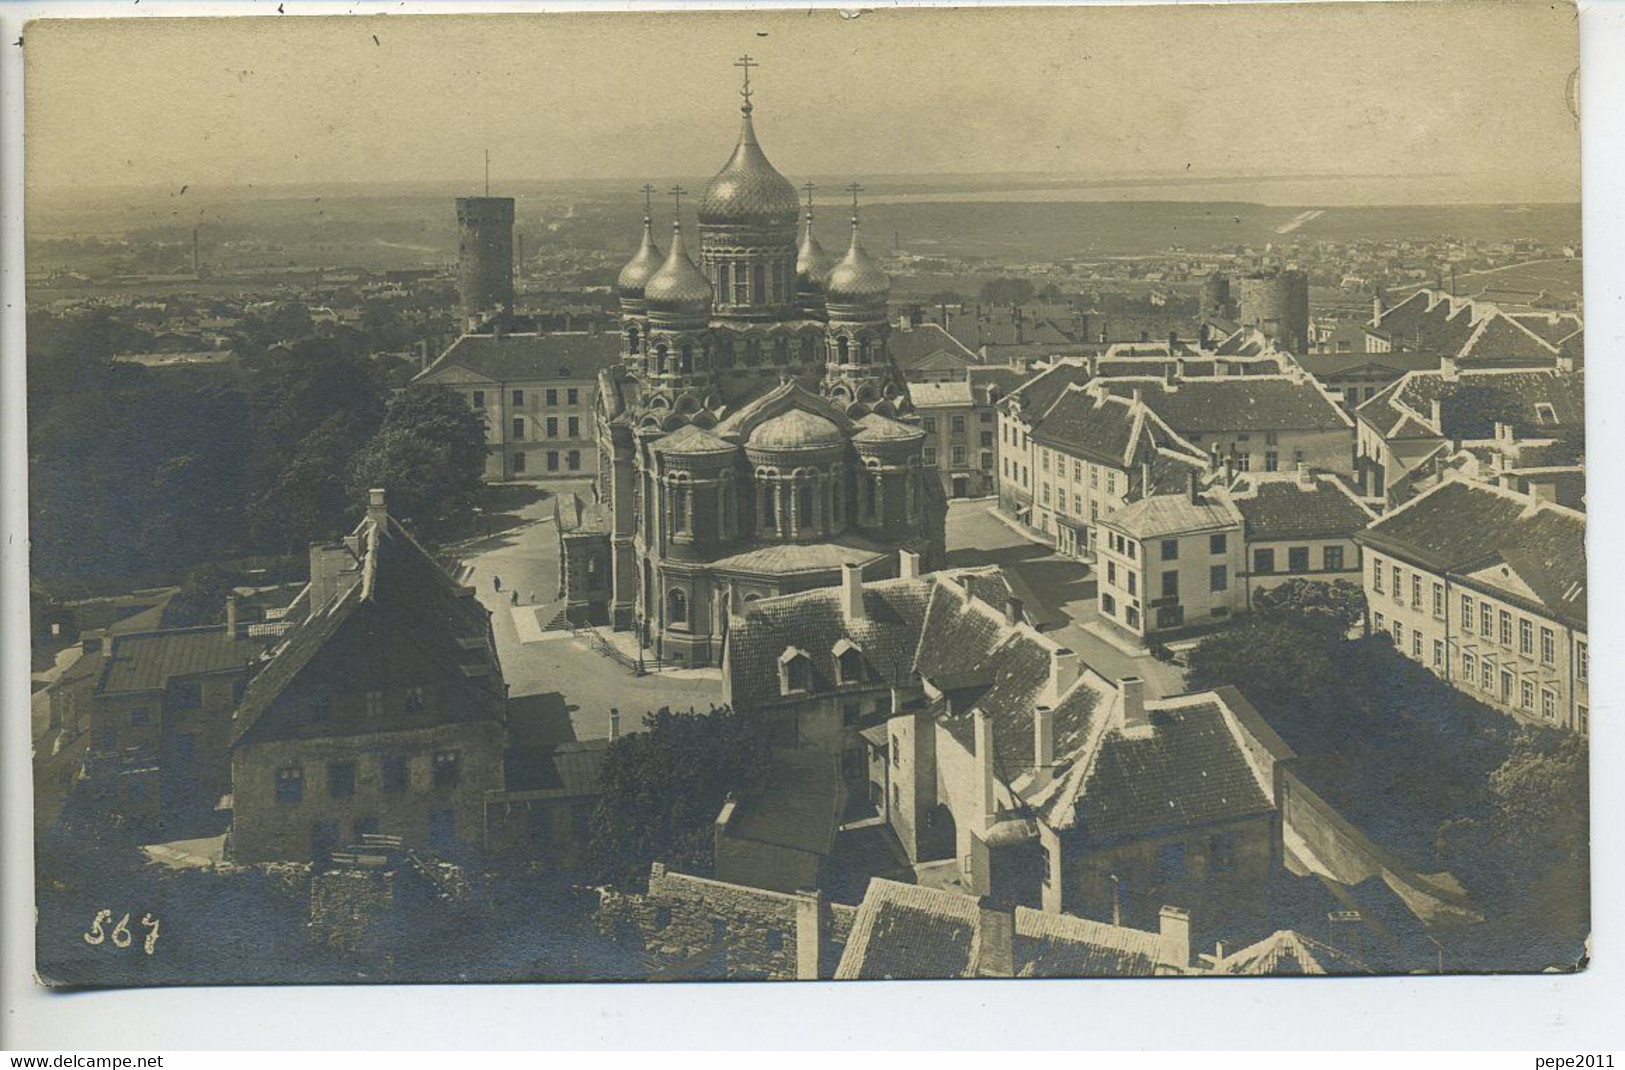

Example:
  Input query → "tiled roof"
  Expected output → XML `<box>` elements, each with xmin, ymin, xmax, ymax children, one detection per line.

<box><xmin>1296</xmin><ymin>350</ymin><xmax>1439</xmax><ymax>379</ymax></box>
<box><xmin>1369</xmin><ymin>289</ymin><xmax>1576</xmax><ymax>365</ymax></box>
<box><xmin>415</xmin><ymin>331</ymin><xmax>621</xmax><ymax>384</ymax></box>
<box><xmin>1001</xmin><ymin>361</ymin><xmax>1094</xmax><ymax>421</ymax></box>
<box><xmin>1213</xmin><ymin>929</ymin><xmax>1371</xmax><ymax>975</ymax></box>
<box><xmin>1073</xmin><ymin>700</ymin><xmax>1274</xmax><ymax>844</ymax></box>
<box><xmin>723</xmin><ymin>749</ymin><xmax>842</xmax><ymax>857</ymax></box>
<box><xmin>723</xmin><ymin>571</ymin><xmax>943</xmax><ymax>709</ymax></box>
<box><xmin>834</xmin><ymin>879</ymin><xmax>980</xmax><ymax>979</ymax></box>
<box><xmin>1014</xmin><ymin>906</ymin><xmax>1165</xmax><ymax>977</ymax></box>
<box><xmin>1031</xmin><ymin>387</ymin><xmax>1205</xmax><ymax>470</ymax></box>
<box><xmin>503</xmin><ymin>739</ymin><xmax>610</xmax><ymax>797</ymax></box>
<box><xmin>1225</xmin><ymin>473</ymin><xmax>1377</xmax><ymax>542</ymax></box>
<box><xmin>888</xmin><ymin>323</ymin><xmax>979</xmax><ymax>368</ymax></box>
<box><xmin>1102</xmin><ymin>376</ymin><xmax>1352</xmax><ymax>433</ymax></box>
<box><xmin>1358</xmin><ymin>476</ymin><xmax>1586</xmax><ymax>626</ymax></box>
<box><xmin>1376</xmin><ymin>368</ymin><xmax>1583</xmax><ymax>441</ymax></box>
<box><xmin>909</xmin><ymin>380</ymin><xmax>976</xmax><ymax>408</ymax></box>
<box><xmin>97</xmin><ymin>626</ymin><xmax>267</xmax><ymax>696</ymax></box>
<box><xmin>1099</xmin><ymin>493</ymin><xmax>1240</xmax><ymax>539</ymax></box>
<box><xmin>709</xmin><ymin>535</ymin><xmax>902</xmax><ymax>578</ymax></box>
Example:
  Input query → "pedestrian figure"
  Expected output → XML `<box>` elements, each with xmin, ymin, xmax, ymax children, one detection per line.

<box><xmin>493</xmin><ymin>575</ymin><xmax>502</xmax><ymax>591</ymax></box>
<box><xmin>510</xmin><ymin>590</ymin><xmax>519</xmax><ymax>605</ymax></box>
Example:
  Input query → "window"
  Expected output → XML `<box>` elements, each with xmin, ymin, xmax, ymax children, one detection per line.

<box><xmin>1411</xmin><ymin>575</ymin><xmax>1422</xmax><ymax>609</ymax></box>
<box><xmin>1520</xmin><ymin>679</ymin><xmax>1535</xmax><ymax>711</ymax></box>
<box><xmin>383</xmin><ymin>756</ymin><xmax>408</xmax><ymax>794</ymax></box>
<box><xmin>1496</xmin><ymin>610</ymin><xmax>1511</xmax><ymax>648</ymax></box>
<box><xmin>545</xmin><ymin>388</ymin><xmax>558</xmax><ymax>406</ymax></box>
<box><xmin>1393</xmin><ymin>620</ymin><xmax>1403</xmax><ymax>646</ymax></box>
<box><xmin>546</xmin><ymin>416</ymin><xmax>559</xmax><ymax>438</ymax></box>
<box><xmin>471</xmin><ymin>390</ymin><xmax>485</xmax><ymax>408</ymax></box>
<box><xmin>275</xmin><ymin>766</ymin><xmax>303</xmax><ymax>805</ymax></box>
<box><xmin>1320</xmin><ymin>545</ymin><xmax>1344</xmax><ymax>572</ymax></box>
<box><xmin>1210</xmin><ymin>533</ymin><xmax>1227</xmax><ymax>555</ymax></box>
<box><xmin>1106</xmin><ymin>472</ymin><xmax>1117</xmax><ymax>495</ymax></box>
<box><xmin>1265</xmin><ymin>431</ymin><xmax>1279</xmax><ymax>446</ymax></box>
<box><xmin>1127</xmin><ymin>571</ymin><xmax>1138</xmax><ymax>596</ymax></box>
<box><xmin>568</xmin><ymin>416</ymin><xmax>580</xmax><ymax>438</ymax></box>
<box><xmin>512</xmin><ymin>390</ymin><xmax>525</xmax><ymax>407</ymax></box>
<box><xmin>1578</xmin><ymin>642</ymin><xmax>1588</xmax><ymax>682</ymax></box>
<box><xmin>512</xmin><ymin>451</ymin><xmax>526</xmax><ymax>473</ymax></box>
<box><xmin>1126</xmin><ymin>540</ymin><xmax>1137</xmax><ymax>560</ymax></box>
<box><xmin>1391</xmin><ymin>565</ymin><xmax>1402</xmax><ymax>602</ymax></box>
<box><xmin>982</xmin><ymin>432</ymin><xmax>994</xmax><ymax>448</ymax></box>
<box><xmin>1481</xmin><ymin>657</ymin><xmax>1494</xmax><ymax>691</ymax></box>
<box><xmin>433</xmin><ymin>750</ymin><xmax>462</xmax><ymax>789</ymax></box>
<box><xmin>951</xmin><ymin>414</ymin><xmax>967</xmax><ymax>433</ymax></box>
<box><xmin>567</xmin><ymin>449</ymin><xmax>581</xmax><ymax>471</ymax></box>
<box><xmin>672</xmin><ymin>484</ymin><xmax>689</xmax><ymax>532</ymax></box>
<box><xmin>1102</xmin><ymin>593</ymin><xmax>1117</xmax><ymax>615</ymax></box>
<box><xmin>1374</xmin><ymin>611</ymin><xmax>1385</xmax><ymax>631</ymax></box>
<box><xmin>923</xmin><ymin>447</ymin><xmax>938</xmax><ymax>466</ymax></box>
<box><xmin>1433</xmin><ymin>640</ymin><xmax>1444</xmax><ymax>668</ymax></box>
<box><xmin>511</xmin><ymin>418</ymin><xmax>525</xmax><ymax>439</ymax></box>
<box><xmin>328</xmin><ymin>761</ymin><xmax>356</xmax><ymax>798</ymax></box>
<box><xmin>891</xmin><ymin>736</ymin><xmax>900</xmax><ymax>768</ymax></box>
<box><xmin>1091</xmin><ymin>468</ymin><xmax>1100</xmax><ymax>489</ymax></box>
<box><xmin>1210</xmin><ymin>565</ymin><xmax>1229</xmax><ymax>593</ymax></box>
<box><xmin>922</xmin><ymin>417</ymin><xmax>938</xmax><ymax>434</ymax></box>
<box><xmin>1161</xmin><ymin>570</ymin><xmax>1179</xmax><ymax>599</ymax></box>
<box><xmin>951</xmin><ymin>445</ymin><xmax>967</xmax><ymax>467</ymax></box>
<box><xmin>1107</xmin><ymin>561</ymin><xmax>1118</xmax><ymax>587</ymax></box>
<box><xmin>1162</xmin><ymin>539</ymin><xmax>1179</xmax><ymax>561</ymax></box>
<box><xmin>1432</xmin><ymin>582</ymin><xmax>1445</xmax><ymax>619</ymax></box>
<box><xmin>1372</xmin><ymin>557</ymin><xmax>1384</xmax><ymax>592</ymax></box>
<box><xmin>1461</xmin><ymin>595</ymin><xmax>1474</xmax><ymax>632</ymax></box>
<box><xmin>567</xmin><ymin>388</ymin><xmax>579</xmax><ymax>405</ymax></box>
<box><xmin>1541</xmin><ymin>688</ymin><xmax>1557</xmax><ymax>721</ymax></box>
<box><xmin>1156</xmin><ymin>843</ymin><xmax>1187</xmax><ymax>881</ymax></box>
<box><xmin>1540</xmin><ymin>627</ymin><xmax>1555</xmax><ymax>666</ymax></box>
<box><xmin>1500</xmin><ymin>669</ymin><xmax>1514</xmax><ymax>704</ymax></box>
<box><xmin>1463</xmin><ymin>652</ymin><xmax>1476</xmax><ymax>681</ymax></box>
<box><xmin>1412</xmin><ymin>632</ymin><xmax>1422</xmax><ymax>658</ymax></box>
<box><xmin>667</xmin><ymin>588</ymin><xmax>689</xmax><ymax>625</ymax></box>
<box><xmin>547</xmin><ymin>451</ymin><xmax>560</xmax><ymax>472</ymax></box>
<box><xmin>1481</xmin><ymin>602</ymin><xmax>1493</xmax><ymax>637</ymax></box>
<box><xmin>1209</xmin><ymin>833</ymin><xmax>1237</xmax><ymax>874</ymax></box>
<box><xmin>1041</xmin><ymin>452</ymin><xmax>1051</xmax><ymax>473</ymax></box>
<box><xmin>1253</xmin><ymin>548</ymin><xmax>1276</xmax><ymax>575</ymax></box>
<box><xmin>1289</xmin><ymin>547</ymin><xmax>1310</xmax><ymax>573</ymax></box>
<box><xmin>1265</xmin><ymin>451</ymin><xmax>1279</xmax><ymax>472</ymax></box>
<box><xmin>786</xmin><ymin>654</ymin><xmax>811</xmax><ymax>693</ymax></box>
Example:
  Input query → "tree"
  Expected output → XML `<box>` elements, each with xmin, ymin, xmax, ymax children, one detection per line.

<box><xmin>346</xmin><ymin>387</ymin><xmax>487</xmax><ymax>535</ymax></box>
<box><xmin>1251</xmin><ymin>578</ymin><xmax>1368</xmax><ymax>633</ymax></box>
<box><xmin>161</xmin><ymin>563</ymin><xmax>237</xmax><ymax>628</ymax></box>
<box><xmin>978</xmin><ymin>277</ymin><xmax>1036</xmax><ymax>306</ymax></box>
<box><xmin>587</xmin><ymin>705</ymin><xmax>773</xmax><ymax>890</ymax></box>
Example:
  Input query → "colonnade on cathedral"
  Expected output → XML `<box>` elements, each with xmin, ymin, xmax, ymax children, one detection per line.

<box><xmin>578</xmin><ymin>62</ymin><xmax>947</xmax><ymax>666</ymax></box>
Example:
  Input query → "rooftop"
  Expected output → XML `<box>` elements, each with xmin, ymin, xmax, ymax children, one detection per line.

<box><xmin>97</xmin><ymin>626</ymin><xmax>266</xmax><ymax>696</ymax></box>
<box><xmin>415</xmin><ymin>331</ymin><xmax>621</xmax><ymax>385</ymax></box>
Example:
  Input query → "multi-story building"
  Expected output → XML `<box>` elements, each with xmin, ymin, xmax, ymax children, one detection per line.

<box><xmin>995</xmin><ymin>360</ymin><xmax>1095</xmax><ymax>532</ymax></box>
<box><xmin>412</xmin><ymin>330</ymin><xmax>620</xmax><ymax>481</ymax></box>
<box><xmin>911</xmin><ymin>380</ymin><xmax>1001</xmax><ymax>498</ymax></box>
<box><xmin>1356</xmin><ymin>475</ymin><xmax>1588</xmax><ymax>734</ymax></box>
<box><xmin>228</xmin><ymin>489</ymin><xmax>509</xmax><ymax>863</ymax></box>
<box><xmin>1220</xmin><ymin>467</ymin><xmax>1377</xmax><ymax>599</ymax></box>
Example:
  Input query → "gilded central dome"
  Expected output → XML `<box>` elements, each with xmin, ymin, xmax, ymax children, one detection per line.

<box><xmin>699</xmin><ymin>114</ymin><xmax>802</xmax><ymax>229</ymax></box>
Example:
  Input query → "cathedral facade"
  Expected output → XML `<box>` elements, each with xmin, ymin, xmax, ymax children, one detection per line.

<box><xmin>570</xmin><ymin>66</ymin><xmax>947</xmax><ymax>667</ymax></box>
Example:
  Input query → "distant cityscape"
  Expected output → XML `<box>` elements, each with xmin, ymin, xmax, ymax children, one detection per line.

<box><xmin>29</xmin><ymin>58</ymin><xmax>1586</xmax><ymax>986</ymax></box>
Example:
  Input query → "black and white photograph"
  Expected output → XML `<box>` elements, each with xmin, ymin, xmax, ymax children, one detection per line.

<box><xmin>8</xmin><ymin>0</ymin><xmax>1601</xmax><ymax>1009</ymax></box>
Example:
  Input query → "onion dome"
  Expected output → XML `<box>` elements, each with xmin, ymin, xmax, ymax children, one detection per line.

<box><xmin>643</xmin><ymin>223</ymin><xmax>712</xmax><ymax>320</ymax></box>
<box><xmin>699</xmin><ymin>110</ymin><xmax>801</xmax><ymax>229</ymax></box>
<box><xmin>616</xmin><ymin>214</ymin><xmax>665</xmax><ymax>310</ymax></box>
<box><xmin>748</xmin><ymin>408</ymin><xmax>845</xmax><ymax>452</ymax></box>
<box><xmin>826</xmin><ymin>214</ymin><xmax>890</xmax><ymax>312</ymax></box>
<box><xmin>796</xmin><ymin>212</ymin><xmax>834</xmax><ymax>300</ymax></box>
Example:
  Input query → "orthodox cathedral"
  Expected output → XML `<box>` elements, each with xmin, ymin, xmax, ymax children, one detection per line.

<box><xmin>565</xmin><ymin>60</ymin><xmax>947</xmax><ymax>666</ymax></box>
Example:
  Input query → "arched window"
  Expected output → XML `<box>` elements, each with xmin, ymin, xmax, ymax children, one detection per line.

<box><xmin>761</xmin><ymin>481</ymin><xmax>777</xmax><ymax>531</ymax></box>
<box><xmin>718</xmin><ymin>264</ymin><xmax>731</xmax><ymax>301</ymax></box>
<box><xmin>774</xmin><ymin>337</ymin><xmax>789</xmax><ymax>364</ymax></box>
<box><xmin>667</xmin><ymin>587</ymin><xmax>689</xmax><ymax>625</ymax></box>
<box><xmin>627</xmin><ymin>325</ymin><xmax>640</xmax><ymax>352</ymax></box>
<box><xmin>865</xmin><ymin>475</ymin><xmax>878</xmax><ymax>518</ymax></box>
<box><xmin>859</xmin><ymin>339</ymin><xmax>872</xmax><ymax>364</ymax></box>
<box><xmin>654</xmin><ymin>342</ymin><xmax>668</xmax><ymax>375</ymax></box>
<box><xmin>671</xmin><ymin>478</ymin><xmax>689</xmax><ymax>533</ymax></box>
<box><xmin>771</xmin><ymin>263</ymin><xmax>784</xmax><ymax>304</ymax></box>
<box><xmin>746</xmin><ymin>340</ymin><xmax>761</xmax><ymax>367</ymax></box>
<box><xmin>797</xmin><ymin>482</ymin><xmax>814</xmax><ymax>529</ymax></box>
<box><xmin>679</xmin><ymin>344</ymin><xmax>693</xmax><ymax>374</ymax></box>
<box><xmin>801</xmin><ymin>335</ymin><xmax>817</xmax><ymax>363</ymax></box>
<box><xmin>753</xmin><ymin>263</ymin><xmax>766</xmax><ymax>305</ymax></box>
<box><xmin>837</xmin><ymin>337</ymin><xmax>850</xmax><ymax>364</ymax></box>
<box><xmin>838</xmin><ymin>647</ymin><xmax>863</xmax><ymax>685</ymax></box>
<box><xmin>734</xmin><ymin>264</ymin><xmax>750</xmax><ymax>305</ymax></box>
<box><xmin>716</xmin><ymin>337</ymin><xmax>734</xmax><ymax>368</ymax></box>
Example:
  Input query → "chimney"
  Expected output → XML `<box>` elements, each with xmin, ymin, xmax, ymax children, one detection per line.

<box><xmin>974</xmin><ymin>708</ymin><xmax>998</xmax><ymax>829</ymax></box>
<box><xmin>975</xmin><ymin>899</ymin><xmax>1016</xmax><ymax>978</ymax></box>
<box><xmin>1188</xmin><ymin>469</ymin><xmax>1202</xmax><ymax>503</ymax></box>
<box><xmin>795</xmin><ymin>889</ymin><xmax>827</xmax><ymax>980</ymax></box>
<box><xmin>225</xmin><ymin>594</ymin><xmax>239</xmax><ymax>640</ymax></box>
<box><xmin>1296</xmin><ymin>461</ymin><xmax>1313</xmax><ymax>488</ymax></box>
<box><xmin>609</xmin><ymin>707</ymin><xmax>621</xmax><ymax>741</ymax></box>
<box><xmin>715</xmin><ymin>793</ymin><xmax>739</xmax><ymax>835</ymax></box>
<box><xmin>899</xmin><ymin>549</ymin><xmax>922</xmax><ymax>582</ymax></box>
<box><xmin>1003</xmin><ymin>596</ymin><xmax>1024</xmax><ymax>627</ymax></box>
<box><xmin>1033</xmin><ymin>705</ymin><xmax>1056</xmax><ymax>790</ymax></box>
<box><xmin>1440</xmin><ymin>355</ymin><xmax>1459</xmax><ymax>382</ymax></box>
<box><xmin>1119</xmin><ymin>675</ymin><xmax>1147</xmax><ymax>732</ymax></box>
<box><xmin>841</xmin><ymin>562</ymin><xmax>866</xmax><ymax>622</ymax></box>
<box><xmin>418</xmin><ymin>338</ymin><xmax>430</xmax><ymax>372</ymax></box>
<box><xmin>1430</xmin><ymin>399</ymin><xmax>1444</xmax><ymax>432</ymax></box>
<box><xmin>1046</xmin><ymin>646</ymin><xmax>1080</xmax><ymax>705</ymax></box>
<box><xmin>367</xmin><ymin>487</ymin><xmax>388</xmax><ymax>526</ymax></box>
<box><xmin>307</xmin><ymin>542</ymin><xmax>357</xmax><ymax>614</ymax></box>
<box><xmin>1158</xmin><ymin>906</ymin><xmax>1191</xmax><ymax>972</ymax></box>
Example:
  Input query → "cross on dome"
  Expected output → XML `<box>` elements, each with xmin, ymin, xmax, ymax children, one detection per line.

<box><xmin>735</xmin><ymin>54</ymin><xmax>758</xmax><ymax>115</ymax></box>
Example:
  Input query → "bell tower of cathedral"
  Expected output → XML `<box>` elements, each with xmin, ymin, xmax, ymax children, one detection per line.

<box><xmin>821</xmin><ymin>185</ymin><xmax>907</xmax><ymax>417</ymax></box>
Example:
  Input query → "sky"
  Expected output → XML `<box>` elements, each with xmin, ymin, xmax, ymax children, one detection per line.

<box><xmin>25</xmin><ymin>3</ymin><xmax>1581</xmax><ymax>200</ymax></box>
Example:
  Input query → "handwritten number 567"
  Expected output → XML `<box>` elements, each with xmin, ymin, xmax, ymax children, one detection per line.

<box><xmin>82</xmin><ymin>909</ymin><xmax>160</xmax><ymax>954</ymax></box>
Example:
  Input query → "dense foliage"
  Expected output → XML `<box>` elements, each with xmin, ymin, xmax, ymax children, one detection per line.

<box><xmin>587</xmin><ymin>705</ymin><xmax>774</xmax><ymax>891</ymax></box>
<box><xmin>27</xmin><ymin>312</ymin><xmax>486</xmax><ymax>593</ymax></box>
<box><xmin>1250</xmin><ymin>578</ymin><xmax>1368</xmax><ymax>631</ymax></box>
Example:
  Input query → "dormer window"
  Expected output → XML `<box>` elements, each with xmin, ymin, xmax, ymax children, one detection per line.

<box><xmin>833</xmin><ymin>639</ymin><xmax>864</xmax><ymax>685</ymax></box>
<box><xmin>778</xmin><ymin>648</ymin><xmax>813</xmax><ymax>695</ymax></box>
<box><xmin>1535</xmin><ymin>402</ymin><xmax>1557</xmax><ymax>426</ymax></box>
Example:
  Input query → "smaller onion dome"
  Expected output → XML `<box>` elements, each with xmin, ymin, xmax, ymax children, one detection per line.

<box><xmin>797</xmin><ymin>216</ymin><xmax>834</xmax><ymax>294</ymax></box>
<box><xmin>643</xmin><ymin>223</ymin><xmax>712</xmax><ymax>319</ymax></box>
<box><xmin>616</xmin><ymin>214</ymin><xmax>665</xmax><ymax>309</ymax></box>
<box><xmin>748</xmin><ymin>408</ymin><xmax>846</xmax><ymax>452</ymax></box>
<box><xmin>826</xmin><ymin>215</ymin><xmax>889</xmax><ymax>310</ymax></box>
